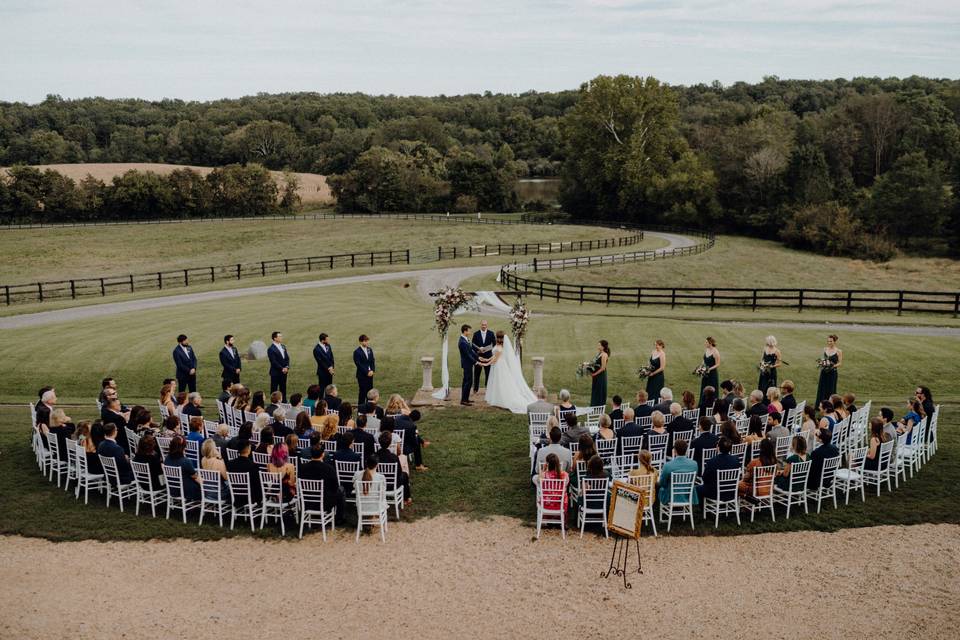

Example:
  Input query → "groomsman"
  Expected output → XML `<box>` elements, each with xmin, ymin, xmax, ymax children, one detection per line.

<box><xmin>172</xmin><ymin>334</ymin><xmax>198</xmax><ymax>393</ymax></box>
<box><xmin>267</xmin><ymin>331</ymin><xmax>290</xmax><ymax>401</ymax></box>
<box><xmin>313</xmin><ymin>332</ymin><xmax>335</xmax><ymax>390</ymax></box>
<box><xmin>459</xmin><ymin>324</ymin><xmax>478</xmax><ymax>405</ymax></box>
<box><xmin>353</xmin><ymin>334</ymin><xmax>375</xmax><ymax>407</ymax></box>
<box><xmin>219</xmin><ymin>334</ymin><xmax>242</xmax><ymax>384</ymax></box>
<box><xmin>472</xmin><ymin>320</ymin><xmax>495</xmax><ymax>393</ymax></box>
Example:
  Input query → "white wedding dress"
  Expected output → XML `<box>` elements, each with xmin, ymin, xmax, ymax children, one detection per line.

<box><xmin>484</xmin><ymin>335</ymin><xmax>537</xmax><ymax>414</ymax></box>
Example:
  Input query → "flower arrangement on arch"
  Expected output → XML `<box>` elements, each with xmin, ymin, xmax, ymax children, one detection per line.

<box><xmin>509</xmin><ymin>296</ymin><xmax>530</xmax><ymax>353</ymax></box>
<box><xmin>432</xmin><ymin>286</ymin><xmax>473</xmax><ymax>336</ymax></box>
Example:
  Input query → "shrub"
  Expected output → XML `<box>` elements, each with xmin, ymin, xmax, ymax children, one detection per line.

<box><xmin>781</xmin><ymin>202</ymin><xmax>896</xmax><ymax>262</ymax></box>
<box><xmin>453</xmin><ymin>194</ymin><xmax>478</xmax><ymax>213</ymax></box>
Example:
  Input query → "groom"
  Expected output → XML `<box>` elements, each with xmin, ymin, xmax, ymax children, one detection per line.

<box><xmin>472</xmin><ymin>319</ymin><xmax>495</xmax><ymax>393</ymax></box>
<box><xmin>459</xmin><ymin>324</ymin><xmax>478</xmax><ymax>406</ymax></box>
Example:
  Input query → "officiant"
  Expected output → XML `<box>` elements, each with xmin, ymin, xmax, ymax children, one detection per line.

<box><xmin>472</xmin><ymin>320</ymin><xmax>496</xmax><ymax>393</ymax></box>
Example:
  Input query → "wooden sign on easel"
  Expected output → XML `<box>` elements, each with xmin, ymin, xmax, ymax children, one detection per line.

<box><xmin>607</xmin><ymin>480</ymin><xmax>644</xmax><ymax>539</ymax></box>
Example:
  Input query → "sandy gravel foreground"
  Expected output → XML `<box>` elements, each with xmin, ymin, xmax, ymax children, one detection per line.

<box><xmin>2</xmin><ymin>518</ymin><xmax>958</xmax><ymax>640</ymax></box>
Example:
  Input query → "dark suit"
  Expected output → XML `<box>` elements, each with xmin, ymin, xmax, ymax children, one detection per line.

<box><xmin>313</xmin><ymin>342</ymin><xmax>335</xmax><ymax>390</ymax></box>
<box><xmin>35</xmin><ymin>402</ymin><xmax>52</xmax><ymax>427</ymax></box>
<box><xmin>471</xmin><ymin>329</ymin><xmax>495</xmax><ymax>392</ymax></box>
<box><xmin>807</xmin><ymin>443</ymin><xmax>840</xmax><ymax>490</ymax></box>
<box><xmin>697</xmin><ymin>452</ymin><xmax>740</xmax><ymax>500</ymax></box>
<box><xmin>458</xmin><ymin>335</ymin><xmax>478</xmax><ymax>403</ymax></box>
<box><xmin>299</xmin><ymin>459</ymin><xmax>343</xmax><ymax>516</ymax></box>
<box><xmin>219</xmin><ymin>345</ymin><xmax>242</xmax><ymax>384</ymax></box>
<box><xmin>690</xmin><ymin>431</ymin><xmax>720</xmax><ymax>474</ymax></box>
<box><xmin>377</xmin><ymin>447</ymin><xmax>412</xmax><ymax>499</ymax></box>
<box><xmin>608</xmin><ymin>408</ymin><xmax>624</xmax><ymax>422</ymax></box>
<box><xmin>747</xmin><ymin>403</ymin><xmax>769</xmax><ymax>418</ymax></box>
<box><xmin>324</xmin><ymin>394</ymin><xmax>342</xmax><ymax>412</ymax></box>
<box><xmin>226</xmin><ymin>455</ymin><xmax>262</xmax><ymax>507</ymax></box>
<box><xmin>97</xmin><ymin>438</ymin><xmax>133</xmax><ymax>485</ymax></box>
<box><xmin>615</xmin><ymin>421</ymin><xmax>645</xmax><ymax>455</ymax></box>
<box><xmin>173</xmin><ymin>344</ymin><xmax>198</xmax><ymax>392</ymax></box>
<box><xmin>348</xmin><ymin>428</ymin><xmax>376</xmax><ymax>458</ymax></box>
<box><xmin>393</xmin><ymin>414</ymin><xmax>424</xmax><ymax>466</ymax></box>
<box><xmin>267</xmin><ymin>343</ymin><xmax>290</xmax><ymax>401</ymax></box>
<box><xmin>182</xmin><ymin>404</ymin><xmax>202</xmax><ymax>417</ymax></box>
<box><xmin>272</xmin><ymin>421</ymin><xmax>293</xmax><ymax>439</ymax></box>
<box><xmin>100</xmin><ymin>407</ymin><xmax>130</xmax><ymax>453</ymax></box>
<box><xmin>635</xmin><ymin>404</ymin><xmax>653</xmax><ymax>419</ymax></box>
<box><xmin>667</xmin><ymin>415</ymin><xmax>694</xmax><ymax>442</ymax></box>
<box><xmin>353</xmin><ymin>346</ymin><xmax>375</xmax><ymax>407</ymax></box>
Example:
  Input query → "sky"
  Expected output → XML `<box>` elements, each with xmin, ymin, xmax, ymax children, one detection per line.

<box><xmin>1</xmin><ymin>0</ymin><xmax>958</xmax><ymax>103</ymax></box>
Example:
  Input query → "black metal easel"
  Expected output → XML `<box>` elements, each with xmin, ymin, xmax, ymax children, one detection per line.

<box><xmin>600</xmin><ymin>534</ymin><xmax>642</xmax><ymax>589</ymax></box>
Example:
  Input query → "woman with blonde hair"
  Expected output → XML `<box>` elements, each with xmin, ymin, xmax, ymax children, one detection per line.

<box><xmin>766</xmin><ymin>387</ymin><xmax>783</xmax><ymax>413</ymax></box>
<box><xmin>758</xmin><ymin>335</ymin><xmax>782</xmax><ymax>396</ymax></box>
<box><xmin>628</xmin><ymin>450</ymin><xmax>658</xmax><ymax>506</ymax></box>
<box><xmin>200</xmin><ymin>438</ymin><xmax>230</xmax><ymax>499</ymax></box>
<box><xmin>385</xmin><ymin>394</ymin><xmax>411</xmax><ymax>417</ymax></box>
<box><xmin>318</xmin><ymin>413</ymin><xmax>340</xmax><ymax>441</ymax></box>
<box><xmin>252</xmin><ymin>412</ymin><xmax>271</xmax><ymax>434</ymax></box>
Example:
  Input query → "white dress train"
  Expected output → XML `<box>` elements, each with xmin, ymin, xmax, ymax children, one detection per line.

<box><xmin>484</xmin><ymin>335</ymin><xmax>537</xmax><ymax>414</ymax></box>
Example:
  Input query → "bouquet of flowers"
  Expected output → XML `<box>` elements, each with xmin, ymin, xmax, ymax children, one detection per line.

<box><xmin>577</xmin><ymin>361</ymin><xmax>599</xmax><ymax>378</ymax></box>
<box><xmin>758</xmin><ymin>361</ymin><xmax>774</xmax><ymax>374</ymax></box>
<box><xmin>636</xmin><ymin>364</ymin><xmax>653</xmax><ymax>380</ymax></box>
<box><xmin>692</xmin><ymin>364</ymin><xmax>709</xmax><ymax>377</ymax></box>
<box><xmin>432</xmin><ymin>286</ymin><xmax>472</xmax><ymax>336</ymax></box>
<box><xmin>816</xmin><ymin>357</ymin><xmax>834</xmax><ymax>370</ymax></box>
<box><xmin>509</xmin><ymin>296</ymin><xmax>530</xmax><ymax>353</ymax></box>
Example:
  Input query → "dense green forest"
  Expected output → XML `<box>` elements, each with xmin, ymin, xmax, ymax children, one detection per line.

<box><xmin>1</xmin><ymin>76</ymin><xmax>959</xmax><ymax>257</ymax></box>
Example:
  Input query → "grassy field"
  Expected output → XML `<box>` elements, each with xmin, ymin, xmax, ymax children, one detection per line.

<box><xmin>0</xmin><ymin>217</ymin><xmax>651</xmax><ymax>283</ymax></box>
<box><xmin>532</xmin><ymin>235</ymin><xmax>960</xmax><ymax>291</ymax></box>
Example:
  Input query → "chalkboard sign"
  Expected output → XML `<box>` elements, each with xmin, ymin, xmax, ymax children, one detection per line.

<box><xmin>607</xmin><ymin>480</ymin><xmax>645</xmax><ymax>539</ymax></box>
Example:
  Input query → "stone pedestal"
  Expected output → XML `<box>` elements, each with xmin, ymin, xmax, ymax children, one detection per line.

<box><xmin>419</xmin><ymin>356</ymin><xmax>434</xmax><ymax>391</ymax></box>
<box><xmin>531</xmin><ymin>356</ymin><xmax>546</xmax><ymax>396</ymax></box>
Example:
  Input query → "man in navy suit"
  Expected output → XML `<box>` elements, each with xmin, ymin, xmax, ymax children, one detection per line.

<box><xmin>172</xmin><ymin>334</ymin><xmax>197</xmax><ymax>392</ymax></box>
<box><xmin>267</xmin><ymin>331</ymin><xmax>290</xmax><ymax>401</ymax></box>
<box><xmin>313</xmin><ymin>332</ymin><xmax>335</xmax><ymax>390</ymax></box>
<box><xmin>353</xmin><ymin>334</ymin><xmax>375</xmax><ymax>407</ymax></box>
<box><xmin>219</xmin><ymin>334</ymin><xmax>242</xmax><ymax>385</ymax></box>
<box><xmin>459</xmin><ymin>324</ymin><xmax>478</xmax><ymax>405</ymax></box>
<box><xmin>471</xmin><ymin>320</ymin><xmax>495</xmax><ymax>393</ymax></box>
<box><xmin>697</xmin><ymin>436</ymin><xmax>740</xmax><ymax>501</ymax></box>
<box><xmin>97</xmin><ymin>422</ymin><xmax>133</xmax><ymax>485</ymax></box>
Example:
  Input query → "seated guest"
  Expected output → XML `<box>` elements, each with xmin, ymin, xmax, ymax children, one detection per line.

<box><xmin>628</xmin><ymin>450</ymin><xmax>658</xmax><ymax>506</ymax></box>
<box><xmin>133</xmin><ymin>432</ymin><xmax>164</xmax><ymax>489</ymax></box>
<box><xmin>159</xmin><ymin>382</ymin><xmax>177</xmax><ymax>417</ymax></box>
<box><xmin>657</xmin><ymin>440</ymin><xmax>697</xmax><ymax>504</ymax></box>
<box><xmin>294</xmin><ymin>411</ymin><xmax>314</xmax><ymax>440</ymax></box>
<box><xmin>129</xmin><ymin>407</ymin><xmax>155</xmax><ymax>434</ymax></box>
<box><xmin>216</xmin><ymin>380</ymin><xmax>232</xmax><ymax>405</ymax></box>
<box><xmin>284</xmin><ymin>433</ymin><xmax>301</xmax><ymax>461</ymax></box>
<box><xmin>916</xmin><ymin>386</ymin><xmax>935</xmax><ymax>427</ymax></box>
<box><xmin>666</xmin><ymin>403</ymin><xmax>694</xmax><ymax>441</ymax></box>
<box><xmin>800</xmin><ymin>405</ymin><xmax>818</xmax><ymax>450</ymax></box>
<box><xmin>255</xmin><ymin>425</ymin><xmax>274</xmax><ymax>455</ymax></box>
<box><xmin>303</xmin><ymin>385</ymin><xmax>322</xmax><ymax>411</ymax></box>
<box><xmin>831</xmin><ymin>394</ymin><xmax>849</xmax><ymax>421</ymax></box>
<box><xmin>766</xmin><ymin>387</ymin><xmax>783</xmax><ymax>413</ymax></box>
<box><xmin>559</xmin><ymin>412</ymin><xmax>589</xmax><ymax>447</ymax></box>
<box><xmin>97</xmin><ymin>422</ymin><xmax>133</xmax><ymax>484</ymax></box>
<box><xmin>775</xmin><ymin>436</ymin><xmax>808</xmax><ymax>490</ymax></box>
<box><xmin>634</xmin><ymin>390</ymin><xmax>653</xmax><ymax>418</ymax></box>
<box><xmin>252</xmin><ymin>412</ymin><xmax>271</xmax><ymax>434</ymax></box>
<box><xmin>615</xmin><ymin>407</ymin><xmax>644</xmax><ymax>453</ymax></box>
<box><xmin>720</xmin><ymin>419</ymin><xmax>742</xmax><ymax>445</ymax></box>
<box><xmin>232</xmin><ymin>387</ymin><xmax>251</xmax><ymax>412</ymax></box>
<box><xmin>267</xmin><ymin>443</ymin><xmax>296</xmax><ymax>501</ymax></box>
<box><xmin>227</xmin><ymin>422</ymin><xmax>253</xmax><ymax>450</ymax></box>
<box><xmin>698</xmin><ymin>436</ymin><xmax>740</xmax><ymax>500</ymax></box>
<box><xmin>393</xmin><ymin>409</ymin><xmax>428</xmax><ymax>471</ymax></box>
<box><xmin>698</xmin><ymin>386</ymin><xmax>717</xmax><ymax>422</ymax></box>
<box><xmin>225</xmin><ymin>440</ymin><xmax>261</xmax><ymax>508</ymax></box>
<box><xmin>780</xmin><ymin>381</ymin><xmax>797</xmax><ymax>420</ymax></box>
<box><xmin>864</xmin><ymin>418</ymin><xmax>892</xmax><ymax>472</ymax></box>
<box><xmin>690</xmin><ymin>416</ymin><xmax>719</xmax><ymax>475</ymax></box>
<box><xmin>645</xmin><ymin>410</ymin><xmax>668</xmax><ymax>450</ymax></box>
<box><xmin>158</xmin><ymin>414</ymin><xmax>181</xmax><ymax>437</ymax></box>
<box><xmin>744</xmin><ymin>415</ymin><xmax>765</xmax><ymax>444</ymax></box>
<box><xmin>299</xmin><ymin>444</ymin><xmax>345</xmax><ymax>524</ymax></box>
<box><xmin>807</xmin><ymin>428</ymin><xmax>839</xmax><ymax>490</ymax></box>
<box><xmin>250</xmin><ymin>390</ymin><xmax>266</xmax><ymax>414</ymax></box>
<box><xmin>746</xmin><ymin>390</ymin><xmax>768</xmax><ymax>418</ymax></box>
<box><xmin>353</xmin><ymin>454</ymin><xmax>386</xmax><ymax>499</ymax></box>
<box><xmin>554</xmin><ymin>389</ymin><xmax>576</xmax><ymax>421</ymax></box>
<box><xmin>34</xmin><ymin>388</ymin><xmax>55</xmax><ymax>428</ymax></box>
<box><xmin>82</xmin><ymin>421</ymin><xmax>105</xmax><ymax>474</ymax></box>
<box><xmin>527</xmin><ymin>387</ymin><xmax>554</xmax><ymax>415</ymax></box>
<box><xmin>377</xmin><ymin>431</ymin><xmax>412</xmax><ymax>505</ymax></box>
<box><xmin>385</xmin><ymin>393</ymin><xmax>412</xmax><ymax>417</ymax></box>
<box><xmin>338</xmin><ymin>402</ymin><xmax>356</xmax><ymax>430</ymax></box>
<box><xmin>594</xmin><ymin>414</ymin><xmax>615</xmax><ymax>442</ymax></box>
<box><xmin>607</xmin><ymin>395</ymin><xmax>624</xmax><ymax>422</ymax></box>
<box><xmin>272</xmin><ymin>409</ymin><xmax>293</xmax><ymax>438</ymax></box>
<box><xmin>681</xmin><ymin>390</ymin><xmax>696</xmax><ymax>412</ymax></box>
<box><xmin>316</xmin><ymin>413</ymin><xmax>340</xmax><ymax>442</ymax></box>
<box><xmin>210</xmin><ymin>423</ymin><xmax>230</xmax><ymax>450</ymax></box>
<box><xmin>765</xmin><ymin>411</ymin><xmax>789</xmax><ymax>443</ymax></box>
<box><xmin>896</xmin><ymin>399</ymin><xmax>922</xmax><ymax>444</ymax></box>
<box><xmin>728</xmin><ymin>398</ymin><xmax>746</xmax><ymax>422</ymax></box>
<box><xmin>365</xmin><ymin>389</ymin><xmax>385</xmax><ymax>420</ymax></box>
<box><xmin>324</xmin><ymin>384</ymin><xmax>343</xmax><ymax>412</ymax></box>
<box><xmin>101</xmin><ymin>395</ymin><xmax>131</xmax><ymax>452</ymax></box>
<box><xmin>576</xmin><ymin>455</ymin><xmax>611</xmax><ymax>514</ymax></box>
<box><xmin>200</xmin><ymin>438</ymin><xmax>230</xmax><ymax>500</ymax></box>
<box><xmin>535</xmin><ymin>426</ymin><xmax>573</xmax><ymax>475</ymax></box>
<box><xmin>717</xmin><ymin>380</ymin><xmax>736</xmax><ymax>417</ymax></box>
<box><xmin>536</xmin><ymin>453</ymin><xmax>569</xmax><ymax>513</ymax></box>
<box><xmin>264</xmin><ymin>391</ymin><xmax>283</xmax><ymax>418</ymax></box>
<box><xmin>570</xmin><ymin>434</ymin><xmax>597</xmax><ymax>484</ymax></box>
<box><xmin>174</xmin><ymin>391</ymin><xmax>189</xmax><ymax>415</ymax></box>
<box><xmin>186</xmin><ymin>417</ymin><xmax>206</xmax><ymax>448</ymax></box>
<box><xmin>739</xmin><ymin>437</ymin><xmax>777</xmax><ymax>499</ymax></box>
<box><xmin>359</xmin><ymin>402</ymin><xmax>381</xmax><ymax>431</ymax></box>
<box><xmin>331</xmin><ymin>432</ymin><xmax>362</xmax><ymax>465</ymax></box>
<box><xmin>46</xmin><ymin>409</ymin><xmax>76</xmax><ymax>461</ymax></box>
<box><xmin>98</xmin><ymin>377</ymin><xmax>118</xmax><ymax>406</ymax></box>
<box><xmin>653</xmin><ymin>388</ymin><xmax>673</xmax><ymax>415</ymax></box>
<box><xmin>164</xmin><ymin>435</ymin><xmax>201</xmax><ymax>500</ymax></box>
<box><xmin>289</xmin><ymin>393</ymin><xmax>305</xmax><ymax>411</ymax></box>
<box><xmin>818</xmin><ymin>400</ymin><xmax>840</xmax><ymax>433</ymax></box>
<box><xmin>349</xmin><ymin>414</ymin><xmax>377</xmax><ymax>455</ymax></box>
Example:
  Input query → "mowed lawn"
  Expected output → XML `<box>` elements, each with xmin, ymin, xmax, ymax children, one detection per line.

<box><xmin>532</xmin><ymin>235</ymin><xmax>960</xmax><ymax>292</ymax></box>
<box><xmin>0</xmin><ymin>279</ymin><xmax>957</xmax><ymax>540</ymax></box>
<box><xmin>0</xmin><ymin>217</ymin><xmax>647</xmax><ymax>284</ymax></box>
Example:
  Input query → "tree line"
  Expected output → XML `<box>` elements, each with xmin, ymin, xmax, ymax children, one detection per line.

<box><xmin>1</xmin><ymin>78</ymin><xmax>959</xmax><ymax>257</ymax></box>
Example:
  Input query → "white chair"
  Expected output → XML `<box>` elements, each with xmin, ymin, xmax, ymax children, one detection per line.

<box><xmin>862</xmin><ymin>440</ymin><xmax>894</xmax><ymax>496</ymax></box>
<box><xmin>807</xmin><ymin>456</ymin><xmax>841</xmax><ymax>513</ymax></box>
<box><xmin>352</xmin><ymin>442</ymin><xmax>365</xmax><ymax>461</ymax></box>
<box><xmin>227</xmin><ymin>471</ymin><xmax>262</xmax><ymax>532</ymax></box>
<box><xmin>627</xmin><ymin>473</ymin><xmax>657</xmax><ymax>536</ymax></box>
<box><xmin>198</xmin><ymin>469</ymin><xmax>231</xmax><ymax>527</ymax></box>
<box><xmin>775</xmin><ymin>435</ymin><xmax>792</xmax><ymax>459</ymax></box>
<box><xmin>897</xmin><ymin>420</ymin><xmax>925</xmax><ymax>479</ymax></box>
<box><xmin>158</xmin><ymin>401</ymin><xmax>170</xmax><ymax>419</ymax></box>
<box><xmin>584</xmin><ymin>406</ymin><xmax>605</xmax><ymax>429</ymax></box>
<box><xmin>702</xmin><ymin>467</ymin><xmax>741</xmax><ymax>528</ymax></box>
<box><xmin>99</xmin><ymin>454</ymin><xmax>137</xmax><ymax>511</ymax></box>
<box><xmin>671</xmin><ymin>430</ymin><xmax>694</xmax><ymax>451</ymax></box>
<box><xmin>74</xmin><ymin>442</ymin><xmax>106</xmax><ymax>504</ymax></box>
<box><xmin>252</xmin><ymin>451</ymin><xmax>270</xmax><ymax>470</ymax></box>
<box><xmin>595</xmin><ymin>438</ymin><xmax>617</xmax><ymax>465</ymax></box>
<box><xmin>612</xmin><ymin>419</ymin><xmax>624</xmax><ymax>429</ymax></box>
<box><xmin>926</xmin><ymin>407</ymin><xmax>939</xmax><ymax>458</ymax></box>
<box><xmin>156</xmin><ymin>436</ymin><xmax>172</xmax><ymax>458</ymax></box>
<box><xmin>162</xmin><ymin>464</ymin><xmax>201</xmax><ymax>523</ymax></box>
<box><xmin>742</xmin><ymin>464</ymin><xmax>776</xmax><ymax>522</ymax></box>
<box><xmin>535</xmin><ymin>476</ymin><xmax>568</xmax><ymax>539</ymax></box>
<box><xmin>658</xmin><ymin>471</ymin><xmax>696</xmax><ymax>532</ymax></box>
<box><xmin>355</xmin><ymin>479</ymin><xmax>388</xmax><ymax>542</ymax></box>
<box><xmin>297</xmin><ymin>478</ymin><xmax>335</xmax><ymax>540</ymax></box>
<box><xmin>216</xmin><ymin>400</ymin><xmax>227</xmax><ymax>424</ymax></box>
<box><xmin>378</xmin><ymin>462</ymin><xmax>405</xmax><ymax>520</ymax></box>
<box><xmin>529</xmin><ymin>412</ymin><xmax>551</xmax><ymax>429</ymax></box>
<box><xmin>773</xmin><ymin>460</ymin><xmax>811</xmax><ymax>518</ymax></box>
<box><xmin>204</xmin><ymin>420</ymin><xmax>219</xmax><ymax>438</ymax></box>
<box><xmin>46</xmin><ymin>434</ymin><xmax>69</xmax><ymax>487</ymax></box>
<box><xmin>620</xmin><ymin>435</ymin><xmax>643</xmax><ymax>458</ymax></box>
<box><xmin>647</xmin><ymin>432</ymin><xmax>669</xmax><ymax>459</ymax></box>
<box><xmin>260</xmin><ymin>470</ymin><xmax>296</xmax><ymax>536</ymax></box>
<box><xmin>577</xmin><ymin>477</ymin><xmax>609</xmax><ymax>538</ymax></box>
<box><xmin>64</xmin><ymin>440</ymin><xmax>79</xmax><ymax>491</ymax></box>
<box><xmin>701</xmin><ymin>447</ymin><xmax>719</xmax><ymax>470</ymax></box>
<box><xmin>125</xmin><ymin>427</ymin><xmax>140</xmax><ymax>456</ymax></box>
<box><xmin>225</xmin><ymin>448</ymin><xmax>239</xmax><ymax>461</ymax></box>
<box><xmin>835</xmin><ymin>446</ymin><xmax>867</xmax><ymax>504</ymax></box>
<box><xmin>610</xmin><ymin>454</ymin><xmax>635</xmax><ymax>480</ymax></box>
<box><xmin>336</xmin><ymin>460</ymin><xmax>361</xmax><ymax>506</ymax></box>
<box><xmin>682</xmin><ymin>408</ymin><xmax>699</xmax><ymax>421</ymax></box>
<box><xmin>637</xmin><ymin>416</ymin><xmax>653</xmax><ymax>428</ymax></box>
<box><xmin>731</xmin><ymin>443</ymin><xmax>748</xmax><ymax>468</ymax></box>
<box><xmin>131</xmin><ymin>461</ymin><xmax>166</xmax><ymax>517</ymax></box>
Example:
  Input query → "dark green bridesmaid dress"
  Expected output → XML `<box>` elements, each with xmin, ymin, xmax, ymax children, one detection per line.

<box><xmin>699</xmin><ymin>353</ymin><xmax>718</xmax><ymax>404</ymax></box>
<box><xmin>646</xmin><ymin>355</ymin><xmax>664</xmax><ymax>401</ymax></box>
<box><xmin>816</xmin><ymin>351</ymin><xmax>839</xmax><ymax>406</ymax></box>
<box><xmin>590</xmin><ymin>353</ymin><xmax>607</xmax><ymax>408</ymax></box>
<box><xmin>758</xmin><ymin>351</ymin><xmax>778</xmax><ymax>395</ymax></box>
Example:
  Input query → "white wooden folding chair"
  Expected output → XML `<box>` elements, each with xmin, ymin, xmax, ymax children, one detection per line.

<box><xmin>336</xmin><ymin>460</ymin><xmax>361</xmax><ymax>506</ymax></box>
<box><xmin>807</xmin><ymin>455</ymin><xmax>840</xmax><ymax>513</ymax></box>
<box><xmin>297</xmin><ymin>478</ymin><xmax>335</xmax><ymax>541</ymax></box>
<box><xmin>835</xmin><ymin>446</ymin><xmax>867</xmax><ymax>504</ymax></box>
<box><xmin>862</xmin><ymin>440</ymin><xmax>894</xmax><ymax>496</ymax></box>
<box><xmin>355</xmin><ymin>479</ymin><xmax>388</xmax><ymax>542</ymax></box>
<box><xmin>259</xmin><ymin>470</ymin><xmax>296</xmax><ymax>536</ymax></box>
<box><xmin>577</xmin><ymin>477</ymin><xmax>609</xmax><ymax>538</ymax></box>
<box><xmin>162</xmin><ymin>463</ymin><xmax>201</xmax><ymax>523</ymax></box>
<box><xmin>377</xmin><ymin>462</ymin><xmax>405</xmax><ymax>520</ymax></box>
<box><xmin>535</xmin><ymin>476</ymin><xmax>569</xmax><ymax>539</ymax></box>
<box><xmin>46</xmin><ymin>434</ymin><xmax>69</xmax><ymax>487</ymax></box>
<box><xmin>227</xmin><ymin>471</ymin><xmax>262</xmax><ymax>532</ymax></box>
<box><xmin>198</xmin><ymin>469</ymin><xmax>230</xmax><ymax>527</ymax></box>
<box><xmin>131</xmin><ymin>460</ymin><xmax>167</xmax><ymax>518</ymax></box>
<box><xmin>773</xmin><ymin>460</ymin><xmax>811</xmax><ymax>518</ymax></box>
<box><xmin>658</xmin><ymin>471</ymin><xmax>696</xmax><ymax>532</ymax></box>
<box><xmin>99</xmin><ymin>454</ymin><xmax>137</xmax><ymax>511</ymax></box>
<box><xmin>74</xmin><ymin>442</ymin><xmax>105</xmax><ymax>504</ymax></box>
<box><xmin>702</xmin><ymin>467</ymin><xmax>741</xmax><ymax>528</ymax></box>
<box><xmin>627</xmin><ymin>473</ymin><xmax>657</xmax><ymax>536</ymax></box>
<box><xmin>742</xmin><ymin>464</ymin><xmax>776</xmax><ymax>522</ymax></box>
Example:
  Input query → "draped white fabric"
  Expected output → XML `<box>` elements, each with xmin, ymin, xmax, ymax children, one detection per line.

<box><xmin>485</xmin><ymin>335</ymin><xmax>537</xmax><ymax>413</ymax></box>
<box><xmin>432</xmin><ymin>334</ymin><xmax>450</xmax><ymax>400</ymax></box>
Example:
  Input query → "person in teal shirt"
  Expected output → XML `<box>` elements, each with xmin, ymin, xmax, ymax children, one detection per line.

<box><xmin>657</xmin><ymin>440</ymin><xmax>699</xmax><ymax>505</ymax></box>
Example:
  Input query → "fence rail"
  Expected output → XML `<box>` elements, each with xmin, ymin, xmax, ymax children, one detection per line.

<box><xmin>437</xmin><ymin>232</ymin><xmax>643</xmax><ymax>259</ymax></box>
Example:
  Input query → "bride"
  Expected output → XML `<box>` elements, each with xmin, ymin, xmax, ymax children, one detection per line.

<box><xmin>482</xmin><ymin>331</ymin><xmax>537</xmax><ymax>414</ymax></box>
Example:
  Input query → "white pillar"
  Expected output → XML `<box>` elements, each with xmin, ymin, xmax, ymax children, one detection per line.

<box><xmin>531</xmin><ymin>356</ymin><xmax>546</xmax><ymax>396</ymax></box>
<box><xmin>420</xmin><ymin>357</ymin><xmax>434</xmax><ymax>391</ymax></box>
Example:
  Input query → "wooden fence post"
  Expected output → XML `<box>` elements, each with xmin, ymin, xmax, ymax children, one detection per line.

<box><xmin>897</xmin><ymin>291</ymin><xmax>904</xmax><ymax>316</ymax></box>
<box><xmin>70</xmin><ymin>280</ymin><xmax>76</xmax><ymax>299</ymax></box>
<box><xmin>3</xmin><ymin>285</ymin><xmax>9</xmax><ymax>305</ymax></box>
<box><xmin>129</xmin><ymin>274</ymin><xmax>135</xmax><ymax>292</ymax></box>
<box><xmin>38</xmin><ymin>282</ymin><xmax>44</xmax><ymax>302</ymax></box>
<box><xmin>846</xmin><ymin>291</ymin><xmax>853</xmax><ymax>314</ymax></box>
<box><xmin>158</xmin><ymin>272</ymin><xmax>163</xmax><ymax>290</ymax></box>
<box><xmin>236</xmin><ymin>264</ymin><xmax>241</xmax><ymax>279</ymax></box>
<box><xmin>184</xmin><ymin>269</ymin><xmax>189</xmax><ymax>287</ymax></box>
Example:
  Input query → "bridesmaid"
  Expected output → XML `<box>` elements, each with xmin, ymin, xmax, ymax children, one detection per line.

<box><xmin>815</xmin><ymin>334</ymin><xmax>842</xmax><ymax>406</ymax></box>
<box><xmin>646</xmin><ymin>339</ymin><xmax>666</xmax><ymax>402</ymax></box>
<box><xmin>758</xmin><ymin>335</ymin><xmax>782</xmax><ymax>395</ymax></box>
<box><xmin>590</xmin><ymin>340</ymin><xmax>610</xmax><ymax>408</ymax></box>
<box><xmin>699</xmin><ymin>337</ymin><xmax>720</xmax><ymax>404</ymax></box>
